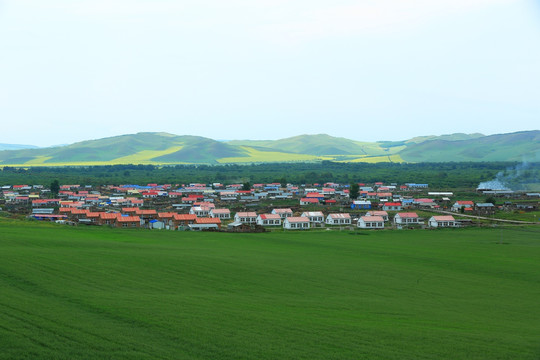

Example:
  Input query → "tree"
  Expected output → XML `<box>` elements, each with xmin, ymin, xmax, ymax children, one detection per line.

<box><xmin>349</xmin><ymin>183</ymin><xmax>360</xmax><ymax>200</ymax></box>
<box><xmin>242</xmin><ymin>182</ymin><xmax>251</xmax><ymax>191</ymax></box>
<box><xmin>50</xmin><ymin>179</ymin><xmax>60</xmax><ymax>198</ymax></box>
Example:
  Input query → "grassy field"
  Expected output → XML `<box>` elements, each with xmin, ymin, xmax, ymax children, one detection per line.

<box><xmin>1</xmin><ymin>220</ymin><xmax>539</xmax><ymax>359</ymax></box>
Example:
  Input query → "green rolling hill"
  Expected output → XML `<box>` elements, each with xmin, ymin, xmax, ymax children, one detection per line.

<box><xmin>399</xmin><ymin>131</ymin><xmax>540</xmax><ymax>162</ymax></box>
<box><xmin>0</xmin><ymin>131</ymin><xmax>537</xmax><ymax>166</ymax></box>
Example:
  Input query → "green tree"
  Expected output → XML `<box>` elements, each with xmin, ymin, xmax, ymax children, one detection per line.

<box><xmin>349</xmin><ymin>183</ymin><xmax>360</xmax><ymax>200</ymax></box>
<box><xmin>50</xmin><ymin>179</ymin><xmax>60</xmax><ymax>198</ymax></box>
<box><xmin>242</xmin><ymin>182</ymin><xmax>251</xmax><ymax>191</ymax></box>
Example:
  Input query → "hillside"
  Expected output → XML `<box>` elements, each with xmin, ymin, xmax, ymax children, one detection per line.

<box><xmin>0</xmin><ymin>131</ymin><xmax>538</xmax><ymax>166</ymax></box>
<box><xmin>399</xmin><ymin>131</ymin><xmax>540</xmax><ymax>162</ymax></box>
<box><xmin>227</xmin><ymin>134</ymin><xmax>398</xmax><ymax>156</ymax></box>
<box><xmin>0</xmin><ymin>143</ymin><xmax>38</xmax><ymax>151</ymax></box>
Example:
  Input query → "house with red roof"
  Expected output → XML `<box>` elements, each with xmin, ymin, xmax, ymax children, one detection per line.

<box><xmin>382</xmin><ymin>202</ymin><xmax>402</xmax><ymax>211</ymax></box>
<box><xmin>300</xmin><ymin>198</ymin><xmax>319</xmax><ymax>205</ymax></box>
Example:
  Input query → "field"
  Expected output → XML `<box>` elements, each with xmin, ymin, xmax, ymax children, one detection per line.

<box><xmin>1</xmin><ymin>220</ymin><xmax>539</xmax><ymax>359</ymax></box>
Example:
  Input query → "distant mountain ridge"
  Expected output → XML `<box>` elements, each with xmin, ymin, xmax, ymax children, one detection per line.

<box><xmin>0</xmin><ymin>143</ymin><xmax>39</xmax><ymax>151</ymax></box>
<box><xmin>0</xmin><ymin>131</ymin><xmax>538</xmax><ymax>166</ymax></box>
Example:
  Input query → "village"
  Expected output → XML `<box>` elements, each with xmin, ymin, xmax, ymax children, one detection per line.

<box><xmin>1</xmin><ymin>181</ymin><xmax>538</xmax><ymax>231</ymax></box>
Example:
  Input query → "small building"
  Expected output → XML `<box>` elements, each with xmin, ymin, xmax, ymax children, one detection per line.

<box><xmin>190</xmin><ymin>217</ymin><xmax>221</xmax><ymax>230</ymax></box>
<box><xmin>382</xmin><ymin>202</ymin><xmax>402</xmax><ymax>211</ymax></box>
<box><xmin>325</xmin><ymin>213</ymin><xmax>351</xmax><ymax>226</ymax></box>
<box><xmin>189</xmin><ymin>206</ymin><xmax>211</xmax><ymax>217</ymax></box>
<box><xmin>283</xmin><ymin>216</ymin><xmax>311</xmax><ymax>230</ymax></box>
<box><xmin>366</xmin><ymin>210</ymin><xmax>389</xmax><ymax>222</ymax></box>
<box><xmin>357</xmin><ymin>216</ymin><xmax>385</xmax><ymax>229</ymax></box>
<box><xmin>475</xmin><ymin>203</ymin><xmax>496</xmax><ymax>215</ymax></box>
<box><xmin>301</xmin><ymin>211</ymin><xmax>325</xmax><ymax>224</ymax></box>
<box><xmin>271</xmin><ymin>208</ymin><xmax>293</xmax><ymax>219</ymax></box>
<box><xmin>256</xmin><ymin>214</ymin><xmax>282</xmax><ymax>226</ymax></box>
<box><xmin>234</xmin><ymin>212</ymin><xmax>257</xmax><ymax>224</ymax></box>
<box><xmin>428</xmin><ymin>215</ymin><xmax>458</xmax><ymax>228</ymax></box>
<box><xmin>209</xmin><ymin>208</ymin><xmax>231</xmax><ymax>219</ymax></box>
<box><xmin>300</xmin><ymin>198</ymin><xmax>319</xmax><ymax>205</ymax></box>
<box><xmin>117</xmin><ymin>216</ymin><xmax>141</xmax><ymax>228</ymax></box>
<box><xmin>451</xmin><ymin>201</ymin><xmax>474</xmax><ymax>212</ymax></box>
<box><xmin>393</xmin><ymin>212</ymin><xmax>421</xmax><ymax>225</ymax></box>
<box><xmin>172</xmin><ymin>214</ymin><xmax>197</xmax><ymax>228</ymax></box>
<box><xmin>98</xmin><ymin>212</ymin><xmax>119</xmax><ymax>226</ymax></box>
<box><xmin>351</xmin><ymin>200</ymin><xmax>371</xmax><ymax>210</ymax></box>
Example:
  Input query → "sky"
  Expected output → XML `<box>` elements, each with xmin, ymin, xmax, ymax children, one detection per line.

<box><xmin>0</xmin><ymin>0</ymin><xmax>539</xmax><ymax>147</ymax></box>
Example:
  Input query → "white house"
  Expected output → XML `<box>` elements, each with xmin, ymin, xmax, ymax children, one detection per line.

<box><xmin>366</xmin><ymin>210</ymin><xmax>389</xmax><ymax>222</ymax></box>
<box><xmin>283</xmin><ymin>216</ymin><xmax>310</xmax><ymax>230</ymax></box>
<box><xmin>428</xmin><ymin>215</ymin><xmax>458</xmax><ymax>228</ymax></box>
<box><xmin>451</xmin><ymin>201</ymin><xmax>474</xmax><ymax>212</ymax></box>
<box><xmin>301</xmin><ymin>211</ymin><xmax>325</xmax><ymax>224</ymax></box>
<box><xmin>357</xmin><ymin>216</ymin><xmax>385</xmax><ymax>229</ymax></box>
<box><xmin>256</xmin><ymin>214</ymin><xmax>282</xmax><ymax>226</ymax></box>
<box><xmin>209</xmin><ymin>208</ymin><xmax>231</xmax><ymax>219</ymax></box>
<box><xmin>382</xmin><ymin>202</ymin><xmax>402</xmax><ymax>211</ymax></box>
<box><xmin>393</xmin><ymin>212</ymin><xmax>421</xmax><ymax>225</ymax></box>
<box><xmin>325</xmin><ymin>213</ymin><xmax>351</xmax><ymax>226</ymax></box>
<box><xmin>271</xmin><ymin>208</ymin><xmax>293</xmax><ymax>219</ymax></box>
<box><xmin>234</xmin><ymin>212</ymin><xmax>257</xmax><ymax>224</ymax></box>
<box><xmin>189</xmin><ymin>206</ymin><xmax>210</xmax><ymax>217</ymax></box>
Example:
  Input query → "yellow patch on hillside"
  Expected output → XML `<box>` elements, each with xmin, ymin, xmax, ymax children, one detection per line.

<box><xmin>22</xmin><ymin>156</ymin><xmax>53</xmax><ymax>165</ymax></box>
<box><xmin>111</xmin><ymin>146</ymin><xmax>185</xmax><ymax>164</ymax></box>
<box><xmin>340</xmin><ymin>154</ymin><xmax>404</xmax><ymax>163</ymax></box>
<box><xmin>217</xmin><ymin>146</ymin><xmax>322</xmax><ymax>163</ymax></box>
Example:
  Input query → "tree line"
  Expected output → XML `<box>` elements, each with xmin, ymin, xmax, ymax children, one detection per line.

<box><xmin>0</xmin><ymin>161</ymin><xmax>531</xmax><ymax>190</ymax></box>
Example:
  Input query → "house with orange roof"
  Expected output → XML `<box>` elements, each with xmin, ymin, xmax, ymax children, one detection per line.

<box><xmin>116</xmin><ymin>216</ymin><xmax>141</xmax><ymax>228</ymax></box>
<box><xmin>98</xmin><ymin>212</ymin><xmax>119</xmax><ymax>226</ymax></box>
<box><xmin>190</xmin><ymin>217</ymin><xmax>221</xmax><ymax>230</ymax></box>
<box><xmin>172</xmin><ymin>214</ymin><xmax>197</xmax><ymax>228</ymax></box>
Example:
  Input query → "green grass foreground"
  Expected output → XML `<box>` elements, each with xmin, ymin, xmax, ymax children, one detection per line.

<box><xmin>1</xmin><ymin>220</ymin><xmax>539</xmax><ymax>359</ymax></box>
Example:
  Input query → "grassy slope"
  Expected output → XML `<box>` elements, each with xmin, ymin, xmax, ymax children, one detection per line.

<box><xmin>400</xmin><ymin>131</ymin><xmax>540</xmax><ymax>162</ymax></box>
<box><xmin>0</xmin><ymin>131</ymin><xmax>538</xmax><ymax>165</ymax></box>
<box><xmin>227</xmin><ymin>134</ymin><xmax>400</xmax><ymax>156</ymax></box>
<box><xmin>1</xmin><ymin>220</ymin><xmax>539</xmax><ymax>360</ymax></box>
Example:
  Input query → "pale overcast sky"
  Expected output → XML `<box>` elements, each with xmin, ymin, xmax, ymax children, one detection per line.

<box><xmin>0</xmin><ymin>0</ymin><xmax>539</xmax><ymax>146</ymax></box>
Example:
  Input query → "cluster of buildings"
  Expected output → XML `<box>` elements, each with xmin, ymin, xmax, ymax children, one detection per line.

<box><xmin>1</xmin><ymin>181</ymin><xmax>537</xmax><ymax>231</ymax></box>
